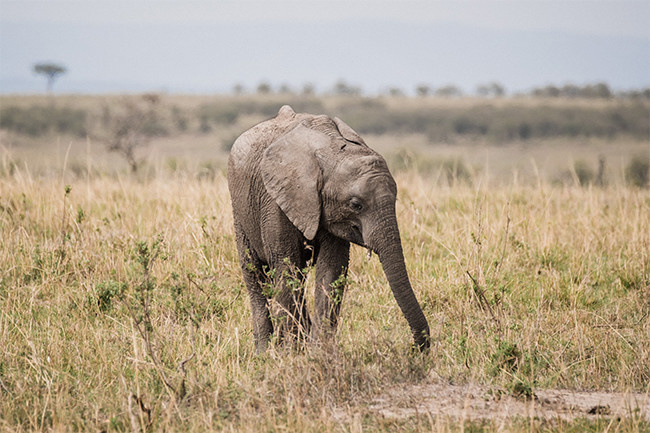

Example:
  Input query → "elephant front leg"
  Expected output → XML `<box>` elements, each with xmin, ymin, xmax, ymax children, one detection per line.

<box><xmin>312</xmin><ymin>234</ymin><xmax>350</xmax><ymax>342</ymax></box>
<box><xmin>271</xmin><ymin>262</ymin><xmax>311</xmax><ymax>346</ymax></box>
<box><xmin>248</xmin><ymin>283</ymin><xmax>273</xmax><ymax>353</ymax></box>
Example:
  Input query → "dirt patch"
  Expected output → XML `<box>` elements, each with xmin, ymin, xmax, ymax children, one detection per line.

<box><xmin>364</xmin><ymin>383</ymin><xmax>650</xmax><ymax>421</ymax></box>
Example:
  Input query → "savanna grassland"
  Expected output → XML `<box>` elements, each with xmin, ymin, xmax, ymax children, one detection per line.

<box><xmin>1</xmin><ymin>94</ymin><xmax>649</xmax><ymax>432</ymax></box>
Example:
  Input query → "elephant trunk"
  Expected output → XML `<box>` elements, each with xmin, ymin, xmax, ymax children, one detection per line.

<box><xmin>367</xmin><ymin>207</ymin><xmax>430</xmax><ymax>351</ymax></box>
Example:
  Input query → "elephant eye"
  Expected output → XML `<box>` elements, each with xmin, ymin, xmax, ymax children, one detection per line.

<box><xmin>349</xmin><ymin>197</ymin><xmax>363</xmax><ymax>212</ymax></box>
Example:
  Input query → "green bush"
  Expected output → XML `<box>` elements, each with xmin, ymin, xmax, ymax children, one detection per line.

<box><xmin>335</xmin><ymin>101</ymin><xmax>649</xmax><ymax>143</ymax></box>
<box><xmin>197</xmin><ymin>97</ymin><xmax>325</xmax><ymax>134</ymax></box>
<box><xmin>0</xmin><ymin>105</ymin><xmax>88</xmax><ymax>137</ymax></box>
<box><xmin>197</xmin><ymin>104</ymin><xmax>240</xmax><ymax>129</ymax></box>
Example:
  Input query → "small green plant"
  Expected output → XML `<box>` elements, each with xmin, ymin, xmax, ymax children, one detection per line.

<box><xmin>56</xmin><ymin>184</ymin><xmax>72</xmax><ymax>262</ymax></box>
<box><xmin>76</xmin><ymin>206</ymin><xmax>85</xmax><ymax>224</ymax></box>
<box><xmin>168</xmin><ymin>272</ymin><xmax>227</xmax><ymax>327</ymax></box>
<box><xmin>507</xmin><ymin>377</ymin><xmax>535</xmax><ymax>400</ymax></box>
<box><xmin>95</xmin><ymin>279</ymin><xmax>126</xmax><ymax>312</ymax></box>
<box><xmin>260</xmin><ymin>265</ymin><xmax>278</xmax><ymax>297</ymax></box>
<box><xmin>330</xmin><ymin>272</ymin><xmax>349</xmax><ymax>306</ymax></box>
<box><xmin>129</xmin><ymin>235</ymin><xmax>165</xmax><ymax>328</ymax></box>
<box><xmin>489</xmin><ymin>340</ymin><xmax>521</xmax><ymax>376</ymax></box>
<box><xmin>25</xmin><ymin>244</ymin><xmax>46</xmax><ymax>284</ymax></box>
<box><xmin>123</xmin><ymin>235</ymin><xmax>194</xmax><ymax>404</ymax></box>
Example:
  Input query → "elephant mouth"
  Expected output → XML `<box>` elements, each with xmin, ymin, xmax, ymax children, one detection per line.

<box><xmin>350</xmin><ymin>223</ymin><xmax>367</xmax><ymax>248</ymax></box>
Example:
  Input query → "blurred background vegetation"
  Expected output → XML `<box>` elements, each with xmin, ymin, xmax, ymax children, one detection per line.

<box><xmin>1</xmin><ymin>84</ymin><xmax>648</xmax><ymax>187</ymax></box>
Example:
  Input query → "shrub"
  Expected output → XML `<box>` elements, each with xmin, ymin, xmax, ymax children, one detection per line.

<box><xmin>625</xmin><ymin>155</ymin><xmax>649</xmax><ymax>188</ymax></box>
<box><xmin>335</xmin><ymin>102</ymin><xmax>650</xmax><ymax>143</ymax></box>
<box><xmin>573</xmin><ymin>160</ymin><xmax>595</xmax><ymax>186</ymax></box>
<box><xmin>95</xmin><ymin>96</ymin><xmax>169</xmax><ymax>173</ymax></box>
<box><xmin>0</xmin><ymin>105</ymin><xmax>87</xmax><ymax>137</ymax></box>
<box><xmin>94</xmin><ymin>279</ymin><xmax>126</xmax><ymax>312</ymax></box>
<box><xmin>197</xmin><ymin>104</ymin><xmax>239</xmax><ymax>131</ymax></box>
<box><xmin>197</xmin><ymin>97</ymin><xmax>325</xmax><ymax>134</ymax></box>
<box><xmin>386</xmin><ymin>148</ymin><xmax>473</xmax><ymax>184</ymax></box>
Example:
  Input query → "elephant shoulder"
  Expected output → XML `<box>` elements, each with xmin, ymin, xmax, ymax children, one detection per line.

<box><xmin>229</xmin><ymin>128</ymin><xmax>257</xmax><ymax>164</ymax></box>
<box><xmin>229</xmin><ymin>123</ymin><xmax>274</xmax><ymax>174</ymax></box>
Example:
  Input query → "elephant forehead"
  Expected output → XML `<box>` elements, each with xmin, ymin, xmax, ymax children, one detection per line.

<box><xmin>336</xmin><ymin>156</ymin><xmax>397</xmax><ymax>194</ymax></box>
<box><xmin>339</xmin><ymin>155</ymin><xmax>390</xmax><ymax>178</ymax></box>
<box><xmin>364</xmin><ymin>172</ymin><xmax>397</xmax><ymax>197</ymax></box>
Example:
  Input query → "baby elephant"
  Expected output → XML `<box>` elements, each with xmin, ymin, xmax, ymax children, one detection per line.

<box><xmin>227</xmin><ymin>105</ymin><xmax>430</xmax><ymax>352</ymax></box>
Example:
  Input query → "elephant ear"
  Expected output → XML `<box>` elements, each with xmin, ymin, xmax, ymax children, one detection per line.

<box><xmin>261</xmin><ymin>124</ymin><xmax>329</xmax><ymax>240</ymax></box>
<box><xmin>333</xmin><ymin>117</ymin><xmax>366</xmax><ymax>146</ymax></box>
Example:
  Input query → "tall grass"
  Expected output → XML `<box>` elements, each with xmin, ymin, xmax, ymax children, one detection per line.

<box><xmin>1</xmin><ymin>166</ymin><xmax>648</xmax><ymax>431</ymax></box>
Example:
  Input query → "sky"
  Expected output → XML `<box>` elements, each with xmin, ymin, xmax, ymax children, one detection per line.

<box><xmin>1</xmin><ymin>0</ymin><xmax>649</xmax><ymax>95</ymax></box>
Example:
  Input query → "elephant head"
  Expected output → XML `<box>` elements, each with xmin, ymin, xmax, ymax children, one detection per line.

<box><xmin>261</xmin><ymin>112</ymin><xmax>430</xmax><ymax>350</ymax></box>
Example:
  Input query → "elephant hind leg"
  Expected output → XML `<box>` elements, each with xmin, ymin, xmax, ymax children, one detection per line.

<box><xmin>235</xmin><ymin>233</ymin><xmax>273</xmax><ymax>353</ymax></box>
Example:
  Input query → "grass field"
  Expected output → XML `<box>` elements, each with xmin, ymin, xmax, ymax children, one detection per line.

<box><xmin>1</xmin><ymin>95</ymin><xmax>649</xmax><ymax>431</ymax></box>
<box><xmin>1</xmin><ymin>169</ymin><xmax>649</xmax><ymax>431</ymax></box>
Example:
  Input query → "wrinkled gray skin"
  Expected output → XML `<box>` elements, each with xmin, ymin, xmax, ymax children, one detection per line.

<box><xmin>227</xmin><ymin>105</ymin><xmax>430</xmax><ymax>352</ymax></box>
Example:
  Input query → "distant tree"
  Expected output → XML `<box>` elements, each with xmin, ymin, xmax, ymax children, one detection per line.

<box><xmin>278</xmin><ymin>83</ymin><xmax>292</xmax><ymax>94</ymax></box>
<box><xmin>618</xmin><ymin>88</ymin><xmax>650</xmax><ymax>99</ymax></box>
<box><xmin>387</xmin><ymin>87</ymin><xmax>404</xmax><ymax>97</ymax></box>
<box><xmin>257</xmin><ymin>81</ymin><xmax>272</xmax><ymax>94</ymax></box>
<box><xmin>33</xmin><ymin>62</ymin><xmax>67</xmax><ymax>94</ymax></box>
<box><xmin>232</xmin><ymin>83</ymin><xmax>245</xmax><ymax>95</ymax></box>
<box><xmin>532</xmin><ymin>82</ymin><xmax>613</xmax><ymax>99</ymax></box>
<box><xmin>415</xmin><ymin>84</ymin><xmax>431</xmax><ymax>97</ymax></box>
<box><xmin>490</xmin><ymin>82</ymin><xmax>505</xmax><ymax>97</ymax></box>
<box><xmin>584</xmin><ymin>82</ymin><xmax>612</xmax><ymax>98</ymax></box>
<box><xmin>477</xmin><ymin>82</ymin><xmax>505</xmax><ymax>97</ymax></box>
<box><xmin>435</xmin><ymin>84</ymin><xmax>462</xmax><ymax>98</ymax></box>
<box><xmin>532</xmin><ymin>85</ymin><xmax>560</xmax><ymax>98</ymax></box>
<box><xmin>476</xmin><ymin>84</ymin><xmax>490</xmax><ymax>97</ymax></box>
<box><xmin>301</xmin><ymin>83</ymin><xmax>316</xmax><ymax>95</ymax></box>
<box><xmin>561</xmin><ymin>83</ymin><xmax>581</xmax><ymax>98</ymax></box>
<box><xmin>333</xmin><ymin>79</ymin><xmax>361</xmax><ymax>96</ymax></box>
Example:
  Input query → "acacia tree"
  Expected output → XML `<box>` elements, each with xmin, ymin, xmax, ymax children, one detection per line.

<box><xmin>33</xmin><ymin>63</ymin><xmax>67</xmax><ymax>94</ymax></box>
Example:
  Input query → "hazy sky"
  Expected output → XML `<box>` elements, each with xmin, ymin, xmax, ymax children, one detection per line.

<box><xmin>1</xmin><ymin>0</ymin><xmax>649</xmax><ymax>94</ymax></box>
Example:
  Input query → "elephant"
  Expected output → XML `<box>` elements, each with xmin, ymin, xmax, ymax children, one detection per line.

<box><xmin>227</xmin><ymin>105</ymin><xmax>430</xmax><ymax>352</ymax></box>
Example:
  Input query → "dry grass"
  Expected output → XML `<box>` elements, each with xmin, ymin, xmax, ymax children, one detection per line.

<box><xmin>1</xmin><ymin>160</ymin><xmax>649</xmax><ymax>431</ymax></box>
<box><xmin>1</xmin><ymin>93</ymin><xmax>649</xmax><ymax>431</ymax></box>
